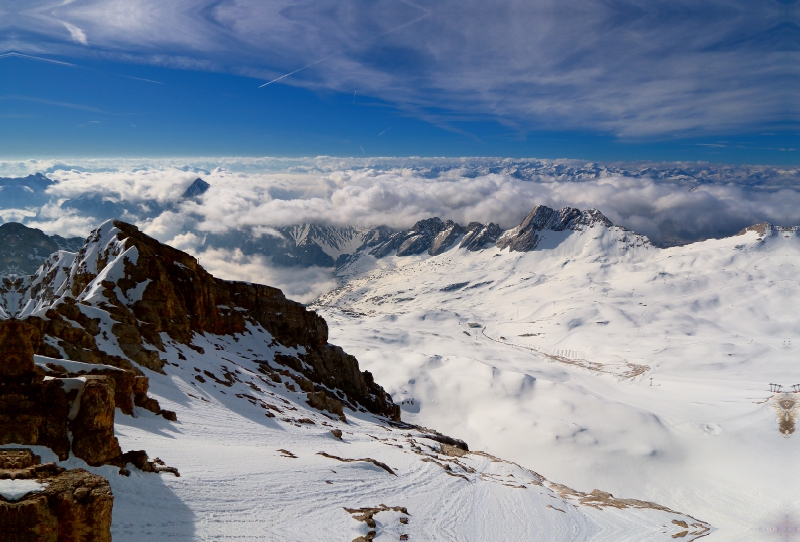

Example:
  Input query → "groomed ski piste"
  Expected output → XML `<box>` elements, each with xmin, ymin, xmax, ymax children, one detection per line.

<box><xmin>313</xmin><ymin>222</ymin><xmax>800</xmax><ymax>540</ymax></box>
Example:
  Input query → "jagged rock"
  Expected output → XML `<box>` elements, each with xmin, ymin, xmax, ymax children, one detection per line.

<box><xmin>736</xmin><ymin>222</ymin><xmax>774</xmax><ymax>237</ymax></box>
<box><xmin>459</xmin><ymin>222</ymin><xmax>503</xmax><ymax>251</ymax></box>
<box><xmin>70</xmin><ymin>377</ymin><xmax>123</xmax><ymax>467</ymax></box>
<box><xmin>308</xmin><ymin>390</ymin><xmax>345</xmax><ymax>420</ymax></box>
<box><xmin>42</xmin><ymin>360</ymin><xmax>153</xmax><ymax>417</ymax></box>
<box><xmin>5</xmin><ymin>221</ymin><xmax>399</xmax><ymax>421</ymax></box>
<box><xmin>496</xmin><ymin>205</ymin><xmax>612</xmax><ymax>252</ymax></box>
<box><xmin>0</xmin><ymin>449</ymin><xmax>113</xmax><ymax>542</ymax></box>
<box><xmin>0</xmin><ymin>320</ymin><xmax>148</xmax><ymax>467</ymax></box>
<box><xmin>429</xmin><ymin>222</ymin><xmax>465</xmax><ymax>256</ymax></box>
<box><xmin>0</xmin><ymin>377</ymin><xmax>71</xmax><ymax>460</ymax></box>
<box><xmin>370</xmin><ymin>218</ymin><xmax>464</xmax><ymax>258</ymax></box>
<box><xmin>0</xmin><ymin>320</ymin><xmax>40</xmax><ymax>381</ymax></box>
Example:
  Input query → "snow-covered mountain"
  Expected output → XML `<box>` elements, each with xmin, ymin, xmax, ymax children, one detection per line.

<box><xmin>312</xmin><ymin>212</ymin><xmax>800</xmax><ymax>540</ymax></box>
<box><xmin>0</xmin><ymin>222</ymin><xmax>82</xmax><ymax>277</ymax></box>
<box><xmin>198</xmin><ymin>205</ymin><xmax>649</xmax><ymax>271</ymax></box>
<box><xmin>0</xmin><ymin>220</ymin><xmax>711</xmax><ymax>540</ymax></box>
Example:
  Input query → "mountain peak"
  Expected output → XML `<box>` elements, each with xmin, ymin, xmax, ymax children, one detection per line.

<box><xmin>497</xmin><ymin>205</ymin><xmax>615</xmax><ymax>252</ymax></box>
<box><xmin>181</xmin><ymin>178</ymin><xmax>210</xmax><ymax>199</ymax></box>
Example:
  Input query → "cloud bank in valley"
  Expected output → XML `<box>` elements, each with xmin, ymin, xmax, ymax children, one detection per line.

<box><xmin>1</xmin><ymin>157</ymin><xmax>798</xmax><ymax>301</ymax></box>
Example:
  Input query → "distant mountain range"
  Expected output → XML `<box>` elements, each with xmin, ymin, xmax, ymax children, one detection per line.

<box><xmin>198</xmin><ymin>205</ymin><xmax>649</xmax><ymax>269</ymax></box>
<box><xmin>0</xmin><ymin>222</ymin><xmax>82</xmax><ymax>276</ymax></box>
<box><xmin>1</xmin><ymin>159</ymin><xmax>797</xmax><ymax>273</ymax></box>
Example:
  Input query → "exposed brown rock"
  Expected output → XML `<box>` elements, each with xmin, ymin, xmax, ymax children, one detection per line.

<box><xmin>5</xmin><ymin>217</ymin><xmax>399</xmax><ymax>452</ymax></box>
<box><xmin>106</xmin><ymin>221</ymin><xmax>399</xmax><ymax>420</ymax></box>
<box><xmin>70</xmin><ymin>377</ymin><xmax>122</xmax><ymax>466</ymax></box>
<box><xmin>0</xmin><ymin>322</ymin><xmax>170</xmax><ymax>471</ymax></box>
<box><xmin>0</xmin><ymin>365</ymin><xmax>70</xmax><ymax>459</ymax></box>
<box><xmin>0</xmin><ymin>449</ymin><xmax>113</xmax><ymax>542</ymax></box>
<box><xmin>317</xmin><ymin>452</ymin><xmax>396</xmax><ymax>475</ymax></box>
<box><xmin>0</xmin><ymin>321</ymin><xmax>40</xmax><ymax>382</ymax></box>
<box><xmin>735</xmin><ymin>222</ymin><xmax>773</xmax><ymax>237</ymax></box>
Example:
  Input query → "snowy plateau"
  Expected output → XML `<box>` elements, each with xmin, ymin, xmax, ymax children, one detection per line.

<box><xmin>0</xmin><ymin>202</ymin><xmax>796</xmax><ymax>540</ymax></box>
<box><xmin>311</xmin><ymin>216</ymin><xmax>800</xmax><ymax>541</ymax></box>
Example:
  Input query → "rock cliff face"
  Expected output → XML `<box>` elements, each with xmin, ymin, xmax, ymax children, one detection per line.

<box><xmin>3</xmin><ymin>220</ymin><xmax>399</xmax><ymax>421</ymax></box>
<box><xmin>172</xmin><ymin>203</ymin><xmax>640</xmax><ymax>269</ymax></box>
<box><xmin>0</xmin><ymin>320</ymin><xmax>134</xmax><ymax>467</ymax></box>
<box><xmin>459</xmin><ymin>222</ymin><xmax>503</xmax><ymax>251</ymax></box>
<box><xmin>348</xmin><ymin>205</ymin><xmax>621</xmax><ymax>260</ymax></box>
<box><xmin>496</xmin><ymin>206</ymin><xmax>613</xmax><ymax>252</ymax></box>
<box><xmin>369</xmin><ymin>218</ymin><xmax>460</xmax><ymax>258</ymax></box>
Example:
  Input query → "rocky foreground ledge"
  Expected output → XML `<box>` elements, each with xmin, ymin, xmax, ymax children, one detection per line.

<box><xmin>0</xmin><ymin>448</ymin><xmax>113</xmax><ymax>541</ymax></box>
<box><xmin>0</xmin><ymin>220</ymin><xmax>404</xmax><ymax>538</ymax></box>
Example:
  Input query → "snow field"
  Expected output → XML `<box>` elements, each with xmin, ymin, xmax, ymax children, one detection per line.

<box><xmin>314</xmin><ymin>224</ymin><xmax>800</xmax><ymax>539</ymax></box>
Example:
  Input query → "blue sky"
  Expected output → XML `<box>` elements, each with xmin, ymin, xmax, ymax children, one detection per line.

<box><xmin>0</xmin><ymin>0</ymin><xmax>797</xmax><ymax>163</ymax></box>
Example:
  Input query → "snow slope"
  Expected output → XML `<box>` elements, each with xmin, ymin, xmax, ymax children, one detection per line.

<box><xmin>0</xmin><ymin>218</ymin><xmax>712</xmax><ymax>541</ymax></box>
<box><xmin>313</xmin><ymin>222</ymin><xmax>800</xmax><ymax>540</ymax></box>
<box><xmin>5</xmin><ymin>327</ymin><xmax>708</xmax><ymax>541</ymax></box>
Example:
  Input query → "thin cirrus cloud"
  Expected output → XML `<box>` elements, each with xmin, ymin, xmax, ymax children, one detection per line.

<box><xmin>1</xmin><ymin>0</ymin><xmax>797</xmax><ymax>138</ymax></box>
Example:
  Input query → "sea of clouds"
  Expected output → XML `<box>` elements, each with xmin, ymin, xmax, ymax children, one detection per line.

<box><xmin>1</xmin><ymin>157</ymin><xmax>798</xmax><ymax>301</ymax></box>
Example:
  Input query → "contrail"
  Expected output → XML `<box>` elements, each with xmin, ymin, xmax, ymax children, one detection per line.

<box><xmin>0</xmin><ymin>52</ymin><xmax>78</xmax><ymax>67</ymax></box>
<box><xmin>379</xmin><ymin>127</ymin><xmax>392</xmax><ymax>136</ymax></box>
<box><xmin>259</xmin><ymin>4</ymin><xmax>431</xmax><ymax>89</ymax></box>
<box><xmin>0</xmin><ymin>51</ymin><xmax>163</xmax><ymax>84</ymax></box>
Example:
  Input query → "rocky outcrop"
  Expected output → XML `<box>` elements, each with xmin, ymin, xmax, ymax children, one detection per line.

<box><xmin>429</xmin><ymin>221</ymin><xmax>465</xmax><ymax>256</ymax></box>
<box><xmin>459</xmin><ymin>222</ymin><xmax>502</xmax><ymax>251</ymax></box>
<box><xmin>0</xmin><ymin>448</ymin><xmax>113</xmax><ymax>542</ymax></box>
<box><xmin>5</xmin><ymin>220</ymin><xmax>399</xmax><ymax>421</ymax></box>
<box><xmin>496</xmin><ymin>206</ymin><xmax>612</xmax><ymax>252</ymax></box>
<box><xmin>181</xmin><ymin>178</ymin><xmax>210</xmax><ymax>199</ymax></box>
<box><xmin>0</xmin><ymin>319</ymin><xmax>168</xmax><ymax>467</ymax></box>
<box><xmin>370</xmin><ymin>218</ymin><xmax>464</xmax><ymax>258</ymax></box>
<box><xmin>735</xmin><ymin>222</ymin><xmax>774</xmax><ymax>238</ymax></box>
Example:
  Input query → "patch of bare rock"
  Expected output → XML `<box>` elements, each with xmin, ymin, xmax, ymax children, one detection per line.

<box><xmin>0</xmin><ymin>448</ymin><xmax>113</xmax><ymax>542</ymax></box>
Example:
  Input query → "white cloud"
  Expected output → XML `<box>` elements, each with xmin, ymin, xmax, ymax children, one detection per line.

<box><xmin>18</xmin><ymin>158</ymin><xmax>800</xmax><ymax>244</ymax></box>
<box><xmin>61</xmin><ymin>21</ymin><xmax>88</xmax><ymax>45</ymax></box>
<box><xmin>6</xmin><ymin>157</ymin><xmax>799</xmax><ymax>300</ymax></box>
<box><xmin>189</xmin><ymin>247</ymin><xmax>336</xmax><ymax>304</ymax></box>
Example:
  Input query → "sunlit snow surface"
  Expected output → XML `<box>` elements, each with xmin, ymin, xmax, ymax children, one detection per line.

<box><xmin>97</xmin><ymin>327</ymin><xmax>706</xmax><ymax>541</ymax></box>
<box><xmin>16</xmin><ymin>319</ymin><xmax>709</xmax><ymax>540</ymax></box>
<box><xmin>312</xmin><ymin>224</ymin><xmax>800</xmax><ymax>540</ymax></box>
